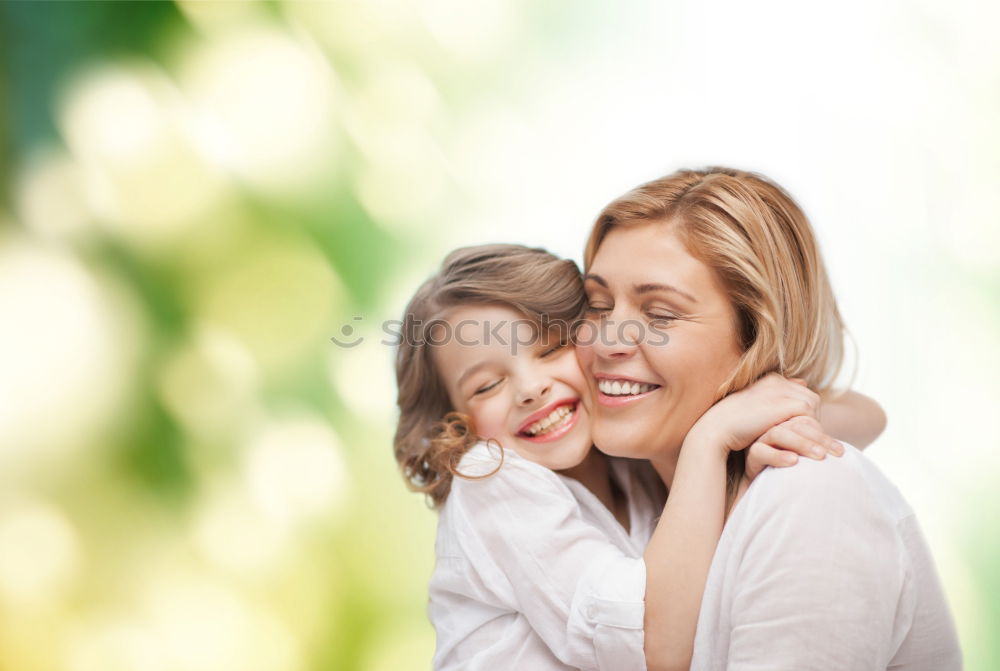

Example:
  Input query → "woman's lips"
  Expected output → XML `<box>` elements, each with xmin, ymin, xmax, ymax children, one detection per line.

<box><xmin>594</xmin><ymin>375</ymin><xmax>661</xmax><ymax>407</ymax></box>
<box><xmin>596</xmin><ymin>386</ymin><xmax>659</xmax><ymax>406</ymax></box>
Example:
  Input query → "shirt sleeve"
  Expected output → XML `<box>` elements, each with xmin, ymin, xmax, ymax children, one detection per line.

<box><xmin>449</xmin><ymin>449</ymin><xmax>647</xmax><ymax>671</ymax></box>
<box><xmin>724</xmin><ymin>450</ymin><xmax>911</xmax><ymax>671</ymax></box>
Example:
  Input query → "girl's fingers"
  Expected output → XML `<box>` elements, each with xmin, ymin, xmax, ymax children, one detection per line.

<box><xmin>758</xmin><ymin>424</ymin><xmax>828</xmax><ymax>460</ymax></box>
<box><xmin>775</xmin><ymin>386</ymin><xmax>821</xmax><ymax>421</ymax></box>
<box><xmin>746</xmin><ymin>442</ymin><xmax>798</xmax><ymax>482</ymax></box>
<box><xmin>793</xmin><ymin>388</ymin><xmax>821</xmax><ymax>415</ymax></box>
<box><xmin>783</xmin><ymin>416</ymin><xmax>844</xmax><ymax>456</ymax></box>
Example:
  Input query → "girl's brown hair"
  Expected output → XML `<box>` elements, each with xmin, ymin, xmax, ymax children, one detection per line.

<box><xmin>584</xmin><ymin>167</ymin><xmax>848</xmax><ymax>505</ymax></box>
<box><xmin>393</xmin><ymin>244</ymin><xmax>586</xmax><ymax>507</ymax></box>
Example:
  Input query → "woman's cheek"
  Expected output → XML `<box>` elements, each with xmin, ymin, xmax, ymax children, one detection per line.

<box><xmin>573</xmin><ymin>334</ymin><xmax>595</xmax><ymax>369</ymax></box>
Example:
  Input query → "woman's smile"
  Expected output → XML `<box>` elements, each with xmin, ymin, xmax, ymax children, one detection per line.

<box><xmin>594</xmin><ymin>375</ymin><xmax>661</xmax><ymax>406</ymax></box>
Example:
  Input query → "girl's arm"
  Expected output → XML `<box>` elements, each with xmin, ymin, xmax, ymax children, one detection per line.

<box><xmin>643</xmin><ymin>375</ymin><xmax>841</xmax><ymax>671</ymax></box>
<box><xmin>816</xmin><ymin>388</ymin><xmax>887</xmax><ymax>449</ymax></box>
<box><xmin>735</xmin><ymin>388</ymin><xmax>885</xmax><ymax>482</ymax></box>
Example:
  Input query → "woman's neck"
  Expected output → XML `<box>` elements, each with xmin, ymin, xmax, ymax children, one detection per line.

<box><xmin>648</xmin><ymin>453</ymin><xmax>680</xmax><ymax>491</ymax></box>
<box><xmin>559</xmin><ymin>449</ymin><xmax>630</xmax><ymax>532</ymax></box>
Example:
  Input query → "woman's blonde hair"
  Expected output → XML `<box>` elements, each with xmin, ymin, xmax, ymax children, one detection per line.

<box><xmin>584</xmin><ymin>167</ymin><xmax>848</xmax><ymax>501</ymax></box>
<box><xmin>394</xmin><ymin>244</ymin><xmax>586</xmax><ymax>507</ymax></box>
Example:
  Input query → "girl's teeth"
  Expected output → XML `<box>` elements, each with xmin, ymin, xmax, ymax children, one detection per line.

<box><xmin>525</xmin><ymin>405</ymin><xmax>575</xmax><ymax>436</ymax></box>
<box><xmin>598</xmin><ymin>380</ymin><xmax>657</xmax><ymax>396</ymax></box>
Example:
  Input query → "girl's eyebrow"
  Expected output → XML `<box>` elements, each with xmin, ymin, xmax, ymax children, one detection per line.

<box><xmin>456</xmin><ymin>361</ymin><xmax>490</xmax><ymax>389</ymax></box>
<box><xmin>584</xmin><ymin>273</ymin><xmax>697</xmax><ymax>305</ymax></box>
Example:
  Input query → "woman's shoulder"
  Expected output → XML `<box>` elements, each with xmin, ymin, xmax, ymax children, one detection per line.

<box><xmin>738</xmin><ymin>443</ymin><xmax>913</xmax><ymax>526</ymax></box>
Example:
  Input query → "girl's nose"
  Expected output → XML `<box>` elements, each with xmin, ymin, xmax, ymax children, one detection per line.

<box><xmin>516</xmin><ymin>377</ymin><xmax>552</xmax><ymax>406</ymax></box>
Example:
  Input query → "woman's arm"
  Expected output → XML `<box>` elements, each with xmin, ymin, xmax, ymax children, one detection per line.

<box><xmin>643</xmin><ymin>375</ymin><xmax>842</xmax><ymax>671</ymax></box>
<box><xmin>817</xmin><ymin>389</ymin><xmax>887</xmax><ymax>449</ymax></box>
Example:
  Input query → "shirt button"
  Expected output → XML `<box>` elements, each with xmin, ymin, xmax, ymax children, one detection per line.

<box><xmin>586</xmin><ymin>604</ymin><xmax>596</xmax><ymax>620</ymax></box>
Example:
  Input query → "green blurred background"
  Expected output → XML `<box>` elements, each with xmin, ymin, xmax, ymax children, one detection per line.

<box><xmin>0</xmin><ymin>1</ymin><xmax>997</xmax><ymax>669</ymax></box>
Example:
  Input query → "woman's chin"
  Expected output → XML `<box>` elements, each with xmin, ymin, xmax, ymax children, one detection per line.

<box><xmin>592</xmin><ymin>426</ymin><xmax>647</xmax><ymax>459</ymax></box>
<box><xmin>592</xmin><ymin>420</ymin><xmax>685</xmax><ymax>462</ymax></box>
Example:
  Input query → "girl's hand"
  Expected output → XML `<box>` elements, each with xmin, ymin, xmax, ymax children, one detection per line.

<box><xmin>744</xmin><ymin>415</ymin><xmax>844</xmax><ymax>481</ymax></box>
<box><xmin>685</xmin><ymin>373</ymin><xmax>840</xmax><ymax>462</ymax></box>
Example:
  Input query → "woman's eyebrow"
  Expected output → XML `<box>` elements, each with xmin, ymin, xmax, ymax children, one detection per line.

<box><xmin>634</xmin><ymin>282</ymin><xmax>698</xmax><ymax>305</ymax></box>
<box><xmin>584</xmin><ymin>273</ymin><xmax>697</xmax><ymax>304</ymax></box>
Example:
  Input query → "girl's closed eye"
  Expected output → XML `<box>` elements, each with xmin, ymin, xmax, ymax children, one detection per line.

<box><xmin>539</xmin><ymin>341</ymin><xmax>569</xmax><ymax>358</ymax></box>
<box><xmin>473</xmin><ymin>379</ymin><xmax>502</xmax><ymax>396</ymax></box>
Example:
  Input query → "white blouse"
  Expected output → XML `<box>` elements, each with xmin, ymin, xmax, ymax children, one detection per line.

<box><xmin>690</xmin><ymin>444</ymin><xmax>962</xmax><ymax>670</ymax></box>
<box><xmin>428</xmin><ymin>441</ymin><xmax>665</xmax><ymax>671</ymax></box>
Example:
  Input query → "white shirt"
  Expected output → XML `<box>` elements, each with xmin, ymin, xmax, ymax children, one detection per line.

<box><xmin>428</xmin><ymin>441</ymin><xmax>665</xmax><ymax>671</ymax></box>
<box><xmin>690</xmin><ymin>444</ymin><xmax>962</xmax><ymax>670</ymax></box>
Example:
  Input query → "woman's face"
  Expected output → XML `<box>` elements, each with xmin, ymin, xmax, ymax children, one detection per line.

<box><xmin>576</xmin><ymin>220</ymin><xmax>744</xmax><ymax>461</ymax></box>
<box><xmin>434</xmin><ymin>304</ymin><xmax>593</xmax><ymax>471</ymax></box>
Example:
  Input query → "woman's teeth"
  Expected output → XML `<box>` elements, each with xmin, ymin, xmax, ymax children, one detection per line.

<box><xmin>598</xmin><ymin>379</ymin><xmax>657</xmax><ymax>396</ymax></box>
<box><xmin>524</xmin><ymin>405</ymin><xmax>575</xmax><ymax>437</ymax></box>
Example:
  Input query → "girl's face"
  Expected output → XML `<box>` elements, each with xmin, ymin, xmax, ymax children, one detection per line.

<box><xmin>576</xmin><ymin>221</ymin><xmax>743</xmax><ymax>461</ymax></box>
<box><xmin>434</xmin><ymin>304</ymin><xmax>593</xmax><ymax>471</ymax></box>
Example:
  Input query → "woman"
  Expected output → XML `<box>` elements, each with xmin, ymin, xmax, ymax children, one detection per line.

<box><xmin>578</xmin><ymin>167</ymin><xmax>961</xmax><ymax>670</ymax></box>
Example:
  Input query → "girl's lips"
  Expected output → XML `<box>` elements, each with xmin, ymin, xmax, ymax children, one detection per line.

<box><xmin>518</xmin><ymin>401</ymin><xmax>581</xmax><ymax>443</ymax></box>
<box><xmin>516</xmin><ymin>399</ymin><xmax>578</xmax><ymax>434</ymax></box>
<box><xmin>517</xmin><ymin>400</ymin><xmax>581</xmax><ymax>443</ymax></box>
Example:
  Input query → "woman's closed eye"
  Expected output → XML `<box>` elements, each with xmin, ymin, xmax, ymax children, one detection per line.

<box><xmin>585</xmin><ymin>301</ymin><xmax>612</xmax><ymax>314</ymax></box>
<box><xmin>644</xmin><ymin>302</ymin><xmax>681</xmax><ymax>324</ymax></box>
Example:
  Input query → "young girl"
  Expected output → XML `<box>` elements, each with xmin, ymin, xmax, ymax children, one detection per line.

<box><xmin>394</xmin><ymin>244</ymin><xmax>886</xmax><ymax>670</ymax></box>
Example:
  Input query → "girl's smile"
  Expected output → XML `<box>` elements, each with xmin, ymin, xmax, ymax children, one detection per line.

<box><xmin>517</xmin><ymin>399</ymin><xmax>581</xmax><ymax>442</ymax></box>
<box><xmin>432</xmin><ymin>303</ymin><xmax>594</xmax><ymax>471</ymax></box>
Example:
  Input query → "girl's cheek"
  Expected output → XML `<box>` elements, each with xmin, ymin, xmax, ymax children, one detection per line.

<box><xmin>471</xmin><ymin>402</ymin><xmax>508</xmax><ymax>441</ymax></box>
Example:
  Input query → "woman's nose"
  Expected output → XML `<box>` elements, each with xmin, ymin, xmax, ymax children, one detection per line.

<box><xmin>577</xmin><ymin>314</ymin><xmax>639</xmax><ymax>361</ymax></box>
